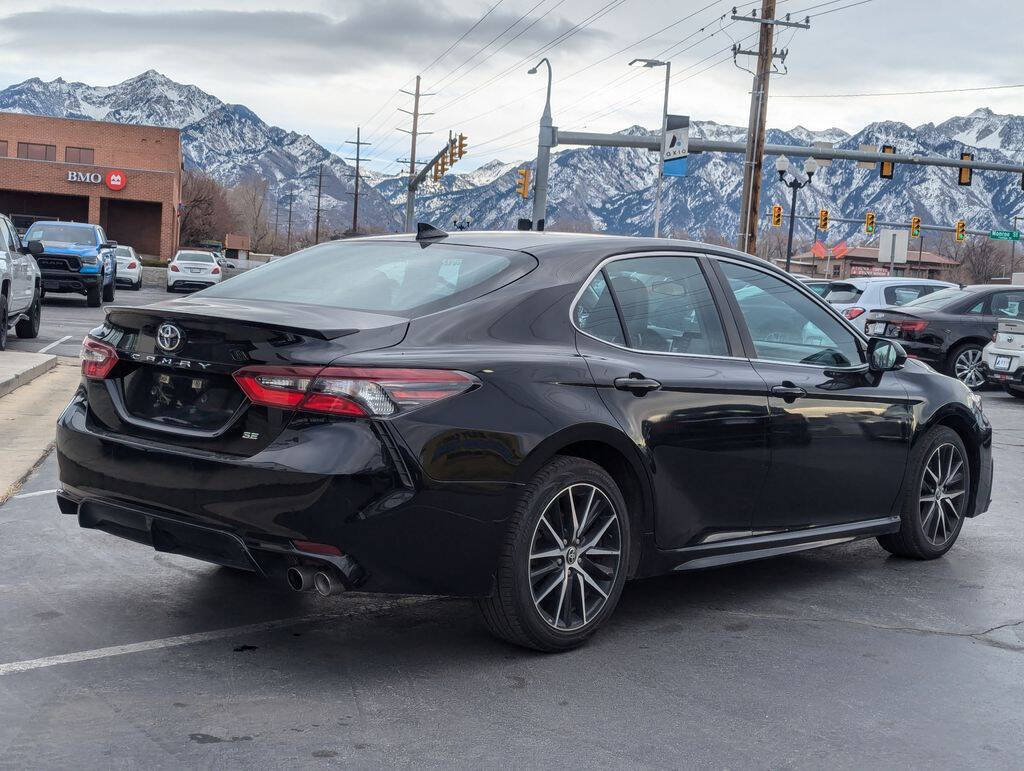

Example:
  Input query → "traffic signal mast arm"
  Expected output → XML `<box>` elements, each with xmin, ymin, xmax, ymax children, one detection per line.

<box><xmin>412</xmin><ymin>135</ymin><xmax>466</xmax><ymax>189</ymax></box>
<box><xmin>790</xmin><ymin>213</ymin><xmax>990</xmax><ymax>238</ymax></box>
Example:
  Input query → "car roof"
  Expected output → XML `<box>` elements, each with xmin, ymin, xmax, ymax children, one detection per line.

<box><xmin>964</xmin><ymin>283</ymin><xmax>1024</xmax><ymax>291</ymax></box>
<box><xmin>30</xmin><ymin>220</ymin><xmax>96</xmax><ymax>229</ymax></box>
<box><xmin>837</xmin><ymin>277</ymin><xmax>954</xmax><ymax>287</ymax></box>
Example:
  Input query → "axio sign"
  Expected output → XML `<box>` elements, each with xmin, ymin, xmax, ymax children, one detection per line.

<box><xmin>66</xmin><ymin>169</ymin><xmax>128</xmax><ymax>191</ymax></box>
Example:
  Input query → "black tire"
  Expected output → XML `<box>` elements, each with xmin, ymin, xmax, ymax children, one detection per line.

<box><xmin>1005</xmin><ymin>385</ymin><xmax>1024</xmax><ymax>400</ymax></box>
<box><xmin>477</xmin><ymin>456</ymin><xmax>631</xmax><ymax>651</ymax></box>
<box><xmin>102</xmin><ymin>276</ymin><xmax>115</xmax><ymax>302</ymax></box>
<box><xmin>133</xmin><ymin>277</ymin><xmax>143</xmax><ymax>290</ymax></box>
<box><xmin>15</xmin><ymin>290</ymin><xmax>41</xmax><ymax>338</ymax></box>
<box><xmin>947</xmin><ymin>342</ymin><xmax>985</xmax><ymax>390</ymax></box>
<box><xmin>86</xmin><ymin>284</ymin><xmax>101</xmax><ymax>307</ymax></box>
<box><xmin>878</xmin><ymin>426</ymin><xmax>970</xmax><ymax>559</ymax></box>
<box><xmin>0</xmin><ymin>293</ymin><xmax>8</xmax><ymax>351</ymax></box>
<box><xmin>166</xmin><ymin>284</ymin><xmax>174</xmax><ymax>293</ymax></box>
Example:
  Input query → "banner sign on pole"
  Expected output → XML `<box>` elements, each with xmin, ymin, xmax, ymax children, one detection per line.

<box><xmin>832</xmin><ymin>240</ymin><xmax>849</xmax><ymax>259</ymax></box>
<box><xmin>662</xmin><ymin>114</ymin><xmax>690</xmax><ymax>178</ymax></box>
<box><xmin>811</xmin><ymin>240</ymin><xmax>827</xmax><ymax>258</ymax></box>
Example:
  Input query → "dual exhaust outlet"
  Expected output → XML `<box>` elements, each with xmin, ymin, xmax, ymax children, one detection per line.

<box><xmin>286</xmin><ymin>565</ymin><xmax>345</xmax><ymax>597</ymax></box>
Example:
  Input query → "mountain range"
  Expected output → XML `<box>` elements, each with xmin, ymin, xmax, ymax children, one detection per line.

<box><xmin>1</xmin><ymin>71</ymin><xmax>1022</xmax><ymax>248</ymax></box>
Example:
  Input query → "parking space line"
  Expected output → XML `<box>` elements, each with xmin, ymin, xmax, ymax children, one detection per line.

<box><xmin>38</xmin><ymin>335</ymin><xmax>73</xmax><ymax>354</ymax></box>
<box><xmin>0</xmin><ymin>614</ymin><xmax>330</xmax><ymax>676</ymax></box>
<box><xmin>13</xmin><ymin>489</ymin><xmax>57</xmax><ymax>499</ymax></box>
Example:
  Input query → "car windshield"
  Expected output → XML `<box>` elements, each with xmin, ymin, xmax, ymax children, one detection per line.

<box><xmin>199</xmin><ymin>240</ymin><xmax>536</xmax><ymax>316</ymax></box>
<box><xmin>175</xmin><ymin>251</ymin><xmax>215</xmax><ymax>263</ymax></box>
<box><xmin>25</xmin><ymin>223</ymin><xmax>96</xmax><ymax>245</ymax></box>
<box><xmin>824</xmin><ymin>283</ymin><xmax>863</xmax><ymax>303</ymax></box>
<box><xmin>902</xmin><ymin>287</ymin><xmax>973</xmax><ymax>309</ymax></box>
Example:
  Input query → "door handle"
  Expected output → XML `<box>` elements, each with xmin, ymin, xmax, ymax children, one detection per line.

<box><xmin>614</xmin><ymin>375</ymin><xmax>662</xmax><ymax>396</ymax></box>
<box><xmin>770</xmin><ymin>384</ymin><xmax>807</xmax><ymax>401</ymax></box>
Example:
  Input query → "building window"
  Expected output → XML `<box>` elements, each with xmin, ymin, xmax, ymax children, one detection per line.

<box><xmin>0</xmin><ymin>141</ymin><xmax>7</xmax><ymax>157</ymax></box>
<box><xmin>17</xmin><ymin>142</ymin><xmax>56</xmax><ymax>162</ymax></box>
<box><xmin>65</xmin><ymin>146</ymin><xmax>95</xmax><ymax>164</ymax></box>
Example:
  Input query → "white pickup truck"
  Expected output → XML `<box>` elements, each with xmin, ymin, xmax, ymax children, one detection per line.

<box><xmin>0</xmin><ymin>213</ymin><xmax>42</xmax><ymax>350</ymax></box>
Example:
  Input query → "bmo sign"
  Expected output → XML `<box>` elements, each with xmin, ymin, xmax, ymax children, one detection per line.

<box><xmin>67</xmin><ymin>169</ymin><xmax>127</xmax><ymax>191</ymax></box>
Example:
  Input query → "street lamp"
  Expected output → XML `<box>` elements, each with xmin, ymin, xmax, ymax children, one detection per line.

<box><xmin>452</xmin><ymin>214</ymin><xmax>472</xmax><ymax>231</ymax></box>
<box><xmin>777</xmin><ymin>155</ymin><xmax>819</xmax><ymax>273</ymax></box>
<box><xmin>528</xmin><ymin>58</ymin><xmax>553</xmax><ymax>231</ymax></box>
<box><xmin>630</xmin><ymin>58</ymin><xmax>671</xmax><ymax>238</ymax></box>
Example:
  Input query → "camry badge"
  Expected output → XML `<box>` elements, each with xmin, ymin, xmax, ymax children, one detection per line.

<box><xmin>156</xmin><ymin>323</ymin><xmax>185</xmax><ymax>353</ymax></box>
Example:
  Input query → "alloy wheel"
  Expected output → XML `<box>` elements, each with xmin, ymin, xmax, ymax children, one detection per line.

<box><xmin>528</xmin><ymin>483</ymin><xmax>622</xmax><ymax>632</ymax></box>
<box><xmin>919</xmin><ymin>442</ymin><xmax>966</xmax><ymax>547</ymax></box>
<box><xmin>953</xmin><ymin>348</ymin><xmax>985</xmax><ymax>388</ymax></box>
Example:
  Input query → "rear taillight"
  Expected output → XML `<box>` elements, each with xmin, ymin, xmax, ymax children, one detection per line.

<box><xmin>211</xmin><ymin>266</ymin><xmax>221</xmax><ymax>275</ymax></box>
<box><xmin>170</xmin><ymin>264</ymin><xmax>180</xmax><ymax>272</ymax></box>
<box><xmin>232</xmin><ymin>366</ymin><xmax>477</xmax><ymax>417</ymax></box>
<box><xmin>127</xmin><ymin>261</ymin><xmax>138</xmax><ymax>269</ymax></box>
<box><xmin>80</xmin><ymin>337</ymin><xmax>118</xmax><ymax>379</ymax></box>
<box><xmin>843</xmin><ymin>307</ymin><xmax>866</xmax><ymax>320</ymax></box>
<box><xmin>897</xmin><ymin>320</ymin><xmax>929</xmax><ymax>334</ymax></box>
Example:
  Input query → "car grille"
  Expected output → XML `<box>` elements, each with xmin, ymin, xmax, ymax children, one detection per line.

<box><xmin>38</xmin><ymin>255</ymin><xmax>82</xmax><ymax>271</ymax></box>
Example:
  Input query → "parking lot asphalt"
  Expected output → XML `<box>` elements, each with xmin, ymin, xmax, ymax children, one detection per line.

<box><xmin>0</xmin><ymin>390</ymin><xmax>1022</xmax><ymax>768</ymax></box>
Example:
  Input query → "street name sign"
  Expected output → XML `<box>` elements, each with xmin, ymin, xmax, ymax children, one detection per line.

<box><xmin>989</xmin><ymin>230</ymin><xmax>1021</xmax><ymax>241</ymax></box>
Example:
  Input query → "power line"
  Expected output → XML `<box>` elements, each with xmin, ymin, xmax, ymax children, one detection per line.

<box><xmin>420</xmin><ymin>0</ymin><xmax>508</xmax><ymax>76</ymax></box>
<box><xmin>776</xmin><ymin>82</ymin><xmax>1024</xmax><ymax>99</ymax></box>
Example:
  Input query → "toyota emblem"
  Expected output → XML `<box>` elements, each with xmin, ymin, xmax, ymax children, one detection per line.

<box><xmin>156</xmin><ymin>323</ymin><xmax>185</xmax><ymax>353</ymax></box>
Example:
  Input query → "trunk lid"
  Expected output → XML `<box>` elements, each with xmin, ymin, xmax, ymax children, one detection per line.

<box><xmin>89</xmin><ymin>298</ymin><xmax>408</xmax><ymax>454</ymax></box>
<box><xmin>995</xmin><ymin>319</ymin><xmax>1024</xmax><ymax>352</ymax></box>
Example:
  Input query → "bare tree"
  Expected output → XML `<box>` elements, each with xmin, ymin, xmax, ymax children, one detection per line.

<box><xmin>228</xmin><ymin>177</ymin><xmax>273</xmax><ymax>252</ymax></box>
<box><xmin>179</xmin><ymin>170</ymin><xmax>234</xmax><ymax>247</ymax></box>
<box><xmin>949</xmin><ymin>238</ymin><xmax>1006</xmax><ymax>284</ymax></box>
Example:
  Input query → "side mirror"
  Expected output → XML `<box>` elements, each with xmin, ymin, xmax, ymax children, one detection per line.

<box><xmin>868</xmin><ymin>337</ymin><xmax>907</xmax><ymax>372</ymax></box>
<box><xmin>27</xmin><ymin>240</ymin><xmax>44</xmax><ymax>256</ymax></box>
<box><xmin>227</xmin><ymin>262</ymin><xmax>236</xmax><ymax>269</ymax></box>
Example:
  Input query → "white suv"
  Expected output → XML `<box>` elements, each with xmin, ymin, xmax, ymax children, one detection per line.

<box><xmin>167</xmin><ymin>249</ymin><xmax>223</xmax><ymax>292</ymax></box>
<box><xmin>0</xmin><ymin>213</ymin><xmax>41</xmax><ymax>350</ymax></box>
<box><xmin>825</xmin><ymin>277</ymin><xmax>955</xmax><ymax>324</ymax></box>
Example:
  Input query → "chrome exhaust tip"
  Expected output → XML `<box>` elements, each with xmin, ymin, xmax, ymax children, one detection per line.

<box><xmin>286</xmin><ymin>565</ymin><xmax>316</xmax><ymax>592</ymax></box>
<box><xmin>313</xmin><ymin>569</ymin><xmax>345</xmax><ymax>597</ymax></box>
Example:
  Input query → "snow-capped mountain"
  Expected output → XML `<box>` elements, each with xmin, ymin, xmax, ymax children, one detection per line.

<box><xmin>0</xmin><ymin>71</ymin><xmax>403</xmax><ymax>233</ymax></box>
<box><xmin>404</xmin><ymin>110</ymin><xmax>1024</xmax><ymax>245</ymax></box>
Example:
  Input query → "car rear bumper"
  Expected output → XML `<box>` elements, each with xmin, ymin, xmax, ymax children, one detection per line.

<box><xmin>981</xmin><ymin>347</ymin><xmax>1024</xmax><ymax>386</ymax></box>
<box><xmin>168</xmin><ymin>278</ymin><xmax>217</xmax><ymax>291</ymax></box>
<box><xmin>41</xmin><ymin>270</ymin><xmax>102</xmax><ymax>294</ymax></box>
<box><xmin>55</xmin><ymin>391</ymin><xmax>516</xmax><ymax>596</ymax></box>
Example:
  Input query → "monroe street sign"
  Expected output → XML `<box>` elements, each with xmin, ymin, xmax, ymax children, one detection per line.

<box><xmin>990</xmin><ymin>230</ymin><xmax>1021</xmax><ymax>241</ymax></box>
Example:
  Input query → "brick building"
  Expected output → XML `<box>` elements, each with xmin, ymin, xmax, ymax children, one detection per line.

<box><xmin>776</xmin><ymin>246</ymin><xmax>960</xmax><ymax>281</ymax></box>
<box><xmin>0</xmin><ymin>112</ymin><xmax>182</xmax><ymax>260</ymax></box>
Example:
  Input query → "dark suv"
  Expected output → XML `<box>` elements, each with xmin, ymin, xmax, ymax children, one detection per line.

<box><xmin>864</xmin><ymin>284</ymin><xmax>1024</xmax><ymax>389</ymax></box>
<box><xmin>25</xmin><ymin>221</ymin><xmax>118</xmax><ymax>307</ymax></box>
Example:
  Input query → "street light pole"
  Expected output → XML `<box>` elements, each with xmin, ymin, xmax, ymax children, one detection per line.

<box><xmin>776</xmin><ymin>155</ymin><xmax>818</xmax><ymax>273</ymax></box>
<box><xmin>529</xmin><ymin>58</ymin><xmax>553</xmax><ymax>231</ymax></box>
<box><xmin>630</xmin><ymin>58</ymin><xmax>671</xmax><ymax>238</ymax></box>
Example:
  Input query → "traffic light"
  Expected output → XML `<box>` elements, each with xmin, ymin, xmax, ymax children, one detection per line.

<box><xmin>771</xmin><ymin>204</ymin><xmax>783</xmax><ymax>227</ymax></box>
<box><xmin>818</xmin><ymin>209</ymin><xmax>829</xmax><ymax>230</ymax></box>
<box><xmin>910</xmin><ymin>215</ymin><xmax>921</xmax><ymax>238</ymax></box>
<box><xmin>432</xmin><ymin>163</ymin><xmax>441</xmax><ymax>182</ymax></box>
<box><xmin>457</xmin><ymin>133</ymin><xmax>468</xmax><ymax>159</ymax></box>
<box><xmin>448</xmin><ymin>138</ymin><xmax>457</xmax><ymax>166</ymax></box>
<box><xmin>880</xmin><ymin>144</ymin><xmax>895</xmax><ymax>179</ymax></box>
<box><xmin>955</xmin><ymin>219</ymin><xmax>966</xmax><ymax>242</ymax></box>
<box><xmin>515</xmin><ymin>168</ymin><xmax>531</xmax><ymax>199</ymax></box>
<box><xmin>865</xmin><ymin>211</ymin><xmax>876</xmax><ymax>234</ymax></box>
<box><xmin>437</xmin><ymin>152</ymin><xmax>448</xmax><ymax>176</ymax></box>
<box><xmin>958</xmin><ymin>152</ymin><xmax>973</xmax><ymax>186</ymax></box>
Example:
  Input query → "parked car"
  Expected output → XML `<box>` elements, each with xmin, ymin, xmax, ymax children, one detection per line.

<box><xmin>981</xmin><ymin>319</ymin><xmax>1024</xmax><ymax>397</ymax></box>
<box><xmin>56</xmin><ymin>232</ymin><xmax>993</xmax><ymax>651</ymax></box>
<box><xmin>825</xmin><ymin>277</ymin><xmax>955</xmax><ymax>322</ymax></box>
<box><xmin>23</xmin><ymin>221</ymin><xmax>117</xmax><ymax>307</ymax></box>
<box><xmin>113</xmin><ymin>245</ymin><xmax>143</xmax><ymax>290</ymax></box>
<box><xmin>166</xmin><ymin>249</ymin><xmax>223</xmax><ymax>292</ymax></box>
<box><xmin>793</xmin><ymin>276</ymin><xmax>833</xmax><ymax>297</ymax></box>
<box><xmin>864</xmin><ymin>284</ymin><xmax>1024</xmax><ymax>389</ymax></box>
<box><xmin>0</xmin><ymin>213</ymin><xmax>41</xmax><ymax>350</ymax></box>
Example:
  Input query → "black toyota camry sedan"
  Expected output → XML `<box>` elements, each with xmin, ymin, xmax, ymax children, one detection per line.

<box><xmin>56</xmin><ymin>230</ymin><xmax>993</xmax><ymax>651</ymax></box>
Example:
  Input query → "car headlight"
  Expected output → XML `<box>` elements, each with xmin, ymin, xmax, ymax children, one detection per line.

<box><xmin>80</xmin><ymin>255</ymin><xmax>98</xmax><ymax>265</ymax></box>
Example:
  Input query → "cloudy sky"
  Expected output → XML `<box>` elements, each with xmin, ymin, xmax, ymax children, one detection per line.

<box><xmin>0</xmin><ymin>0</ymin><xmax>1020</xmax><ymax>172</ymax></box>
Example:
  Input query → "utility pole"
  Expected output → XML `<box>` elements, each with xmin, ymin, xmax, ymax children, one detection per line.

<box><xmin>733</xmin><ymin>3</ymin><xmax>809</xmax><ymax>255</ymax></box>
<box><xmin>345</xmin><ymin>126</ymin><xmax>371</xmax><ymax>234</ymax></box>
<box><xmin>314</xmin><ymin>163</ymin><xmax>324</xmax><ymax>244</ymax></box>
<box><xmin>1011</xmin><ymin>214</ymin><xmax>1022</xmax><ymax>276</ymax></box>
<box><xmin>286</xmin><ymin>191</ymin><xmax>294</xmax><ymax>253</ymax></box>
<box><xmin>399</xmin><ymin>76</ymin><xmax>435</xmax><ymax>232</ymax></box>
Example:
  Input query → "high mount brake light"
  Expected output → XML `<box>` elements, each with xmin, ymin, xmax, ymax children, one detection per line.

<box><xmin>232</xmin><ymin>366</ymin><xmax>478</xmax><ymax>417</ymax></box>
<box><xmin>843</xmin><ymin>306</ymin><xmax>866</xmax><ymax>320</ymax></box>
<box><xmin>80</xmin><ymin>337</ymin><xmax>118</xmax><ymax>379</ymax></box>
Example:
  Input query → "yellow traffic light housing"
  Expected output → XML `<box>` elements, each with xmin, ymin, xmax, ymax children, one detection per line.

<box><xmin>432</xmin><ymin>163</ymin><xmax>440</xmax><ymax>182</ymax></box>
<box><xmin>958</xmin><ymin>152</ymin><xmax>973</xmax><ymax>186</ymax></box>
<box><xmin>910</xmin><ymin>215</ymin><xmax>921</xmax><ymax>238</ymax></box>
<box><xmin>770</xmin><ymin>204</ymin><xmax>783</xmax><ymax>227</ymax></box>
<box><xmin>818</xmin><ymin>209</ymin><xmax>829</xmax><ymax>230</ymax></box>
<box><xmin>955</xmin><ymin>219</ymin><xmax>966</xmax><ymax>242</ymax></box>
<box><xmin>515</xmin><ymin>168</ymin><xmax>531</xmax><ymax>199</ymax></box>
<box><xmin>880</xmin><ymin>145</ymin><xmax>895</xmax><ymax>179</ymax></box>
<box><xmin>448</xmin><ymin>139</ymin><xmax>457</xmax><ymax>166</ymax></box>
<box><xmin>457</xmin><ymin>133</ymin><xmax>468</xmax><ymax>159</ymax></box>
<box><xmin>437</xmin><ymin>152</ymin><xmax>448</xmax><ymax>176</ymax></box>
<box><xmin>865</xmin><ymin>212</ymin><xmax>875</xmax><ymax>234</ymax></box>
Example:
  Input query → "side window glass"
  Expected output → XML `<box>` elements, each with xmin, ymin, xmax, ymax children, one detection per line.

<box><xmin>991</xmin><ymin>292</ymin><xmax>1024</xmax><ymax>319</ymax></box>
<box><xmin>885</xmin><ymin>285</ymin><xmax>929</xmax><ymax>306</ymax></box>
<box><xmin>2</xmin><ymin>221</ymin><xmax>18</xmax><ymax>252</ymax></box>
<box><xmin>966</xmin><ymin>300</ymin><xmax>985</xmax><ymax>314</ymax></box>
<box><xmin>603</xmin><ymin>256</ymin><xmax>728</xmax><ymax>355</ymax></box>
<box><xmin>720</xmin><ymin>261</ymin><xmax>862</xmax><ymax>367</ymax></box>
<box><xmin>574</xmin><ymin>273</ymin><xmax>625</xmax><ymax>346</ymax></box>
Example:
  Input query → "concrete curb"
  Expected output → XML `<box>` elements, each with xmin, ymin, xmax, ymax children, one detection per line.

<box><xmin>0</xmin><ymin>351</ymin><xmax>57</xmax><ymax>399</ymax></box>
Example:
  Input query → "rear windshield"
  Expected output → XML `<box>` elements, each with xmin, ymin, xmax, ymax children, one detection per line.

<box><xmin>824</xmin><ymin>283</ymin><xmax>863</xmax><ymax>303</ymax></box>
<box><xmin>114</xmin><ymin>246</ymin><xmax>133</xmax><ymax>257</ymax></box>
<box><xmin>804</xmin><ymin>282</ymin><xmax>831</xmax><ymax>297</ymax></box>
<box><xmin>902</xmin><ymin>287</ymin><xmax>973</xmax><ymax>309</ymax></box>
<box><xmin>175</xmin><ymin>251</ymin><xmax>215</xmax><ymax>263</ymax></box>
<box><xmin>198</xmin><ymin>240</ymin><xmax>537</xmax><ymax>316</ymax></box>
<box><xmin>25</xmin><ymin>223</ymin><xmax>96</xmax><ymax>245</ymax></box>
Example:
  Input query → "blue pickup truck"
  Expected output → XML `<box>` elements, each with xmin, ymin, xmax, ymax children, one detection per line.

<box><xmin>24</xmin><ymin>221</ymin><xmax>118</xmax><ymax>307</ymax></box>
